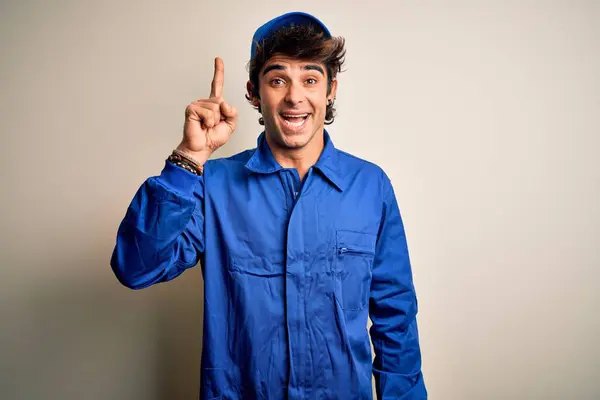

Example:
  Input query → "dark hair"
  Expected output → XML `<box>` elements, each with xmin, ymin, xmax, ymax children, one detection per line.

<box><xmin>245</xmin><ymin>24</ymin><xmax>346</xmax><ymax>125</ymax></box>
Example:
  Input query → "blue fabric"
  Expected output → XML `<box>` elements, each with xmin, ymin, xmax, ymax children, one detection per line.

<box><xmin>111</xmin><ymin>130</ymin><xmax>426</xmax><ymax>399</ymax></box>
<box><xmin>250</xmin><ymin>11</ymin><xmax>332</xmax><ymax>58</ymax></box>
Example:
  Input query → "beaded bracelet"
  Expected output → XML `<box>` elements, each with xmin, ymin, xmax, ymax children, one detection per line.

<box><xmin>167</xmin><ymin>151</ymin><xmax>204</xmax><ymax>175</ymax></box>
<box><xmin>172</xmin><ymin>149</ymin><xmax>201</xmax><ymax>168</ymax></box>
<box><xmin>169</xmin><ymin>158</ymin><xmax>198</xmax><ymax>175</ymax></box>
<box><xmin>168</xmin><ymin>155</ymin><xmax>202</xmax><ymax>175</ymax></box>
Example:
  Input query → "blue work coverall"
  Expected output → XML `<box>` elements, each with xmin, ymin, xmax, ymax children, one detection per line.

<box><xmin>111</xmin><ymin>130</ymin><xmax>426</xmax><ymax>399</ymax></box>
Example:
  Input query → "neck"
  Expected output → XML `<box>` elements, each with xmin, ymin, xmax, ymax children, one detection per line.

<box><xmin>265</xmin><ymin>130</ymin><xmax>325</xmax><ymax>181</ymax></box>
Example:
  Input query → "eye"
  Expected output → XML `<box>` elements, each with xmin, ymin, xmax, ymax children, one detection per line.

<box><xmin>270</xmin><ymin>78</ymin><xmax>285</xmax><ymax>86</ymax></box>
<box><xmin>306</xmin><ymin>78</ymin><xmax>318</xmax><ymax>85</ymax></box>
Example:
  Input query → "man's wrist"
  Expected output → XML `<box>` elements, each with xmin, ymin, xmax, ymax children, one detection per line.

<box><xmin>168</xmin><ymin>146</ymin><xmax>211</xmax><ymax>176</ymax></box>
<box><xmin>175</xmin><ymin>145</ymin><xmax>212</xmax><ymax>166</ymax></box>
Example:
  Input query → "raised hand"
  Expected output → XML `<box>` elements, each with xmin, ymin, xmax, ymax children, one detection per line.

<box><xmin>177</xmin><ymin>57</ymin><xmax>238</xmax><ymax>162</ymax></box>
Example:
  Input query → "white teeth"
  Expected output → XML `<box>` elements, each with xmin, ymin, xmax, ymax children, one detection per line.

<box><xmin>284</xmin><ymin>118</ymin><xmax>306</xmax><ymax>127</ymax></box>
<box><xmin>283</xmin><ymin>118</ymin><xmax>306</xmax><ymax>128</ymax></box>
<box><xmin>280</xmin><ymin>113</ymin><xmax>308</xmax><ymax>129</ymax></box>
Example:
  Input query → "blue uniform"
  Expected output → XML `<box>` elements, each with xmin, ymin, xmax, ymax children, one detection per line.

<box><xmin>111</xmin><ymin>130</ymin><xmax>426</xmax><ymax>399</ymax></box>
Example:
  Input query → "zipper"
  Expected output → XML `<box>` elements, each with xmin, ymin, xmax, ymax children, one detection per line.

<box><xmin>338</xmin><ymin>246</ymin><xmax>374</xmax><ymax>256</ymax></box>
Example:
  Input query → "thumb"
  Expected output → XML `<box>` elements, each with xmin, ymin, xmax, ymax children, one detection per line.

<box><xmin>220</xmin><ymin>101</ymin><xmax>237</xmax><ymax>119</ymax></box>
<box><xmin>220</xmin><ymin>102</ymin><xmax>238</xmax><ymax>131</ymax></box>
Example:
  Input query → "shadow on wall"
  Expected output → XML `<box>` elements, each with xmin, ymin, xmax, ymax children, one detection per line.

<box><xmin>2</xmin><ymin>246</ymin><xmax>204</xmax><ymax>400</ymax></box>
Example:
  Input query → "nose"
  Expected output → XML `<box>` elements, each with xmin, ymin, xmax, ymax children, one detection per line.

<box><xmin>284</xmin><ymin>81</ymin><xmax>304</xmax><ymax>106</ymax></box>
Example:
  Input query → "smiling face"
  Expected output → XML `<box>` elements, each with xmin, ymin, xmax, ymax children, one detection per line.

<box><xmin>248</xmin><ymin>55</ymin><xmax>337</xmax><ymax>150</ymax></box>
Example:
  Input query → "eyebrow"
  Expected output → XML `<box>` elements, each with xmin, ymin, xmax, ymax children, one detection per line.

<box><xmin>262</xmin><ymin>64</ymin><xmax>325</xmax><ymax>76</ymax></box>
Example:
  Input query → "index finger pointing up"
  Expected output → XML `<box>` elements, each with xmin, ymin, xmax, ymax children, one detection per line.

<box><xmin>210</xmin><ymin>57</ymin><xmax>224</xmax><ymax>98</ymax></box>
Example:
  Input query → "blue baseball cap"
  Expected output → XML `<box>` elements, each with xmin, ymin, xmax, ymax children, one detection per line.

<box><xmin>250</xmin><ymin>12</ymin><xmax>331</xmax><ymax>59</ymax></box>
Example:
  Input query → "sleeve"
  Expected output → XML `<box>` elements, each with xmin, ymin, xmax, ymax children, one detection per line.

<box><xmin>110</xmin><ymin>160</ymin><xmax>206</xmax><ymax>290</ymax></box>
<box><xmin>369</xmin><ymin>177</ymin><xmax>427</xmax><ymax>399</ymax></box>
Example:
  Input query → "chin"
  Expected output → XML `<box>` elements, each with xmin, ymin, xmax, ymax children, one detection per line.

<box><xmin>275</xmin><ymin>129</ymin><xmax>316</xmax><ymax>149</ymax></box>
<box><xmin>281</xmin><ymin>129</ymin><xmax>310</xmax><ymax>144</ymax></box>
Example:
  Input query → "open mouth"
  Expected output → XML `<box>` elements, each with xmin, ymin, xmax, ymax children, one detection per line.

<box><xmin>280</xmin><ymin>113</ymin><xmax>310</xmax><ymax>131</ymax></box>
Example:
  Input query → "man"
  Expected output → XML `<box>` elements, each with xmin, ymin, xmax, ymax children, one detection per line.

<box><xmin>111</xmin><ymin>11</ymin><xmax>426</xmax><ymax>399</ymax></box>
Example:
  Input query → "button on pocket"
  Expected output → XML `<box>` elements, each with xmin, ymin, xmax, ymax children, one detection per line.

<box><xmin>335</xmin><ymin>230</ymin><xmax>377</xmax><ymax>311</ymax></box>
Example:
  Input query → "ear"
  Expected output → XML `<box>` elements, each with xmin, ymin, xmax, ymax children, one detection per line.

<box><xmin>246</xmin><ymin>80</ymin><xmax>260</xmax><ymax>107</ymax></box>
<box><xmin>328</xmin><ymin>78</ymin><xmax>338</xmax><ymax>103</ymax></box>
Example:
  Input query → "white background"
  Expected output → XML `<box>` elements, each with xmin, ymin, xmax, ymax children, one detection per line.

<box><xmin>1</xmin><ymin>0</ymin><xmax>599</xmax><ymax>398</ymax></box>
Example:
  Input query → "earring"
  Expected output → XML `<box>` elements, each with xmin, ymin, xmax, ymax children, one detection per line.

<box><xmin>327</xmin><ymin>98</ymin><xmax>334</xmax><ymax>107</ymax></box>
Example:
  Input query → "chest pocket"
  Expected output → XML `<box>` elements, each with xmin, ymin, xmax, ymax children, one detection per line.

<box><xmin>335</xmin><ymin>230</ymin><xmax>377</xmax><ymax>311</ymax></box>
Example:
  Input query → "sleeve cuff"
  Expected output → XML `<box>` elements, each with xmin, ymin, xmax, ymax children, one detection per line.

<box><xmin>155</xmin><ymin>160</ymin><xmax>204</xmax><ymax>196</ymax></box>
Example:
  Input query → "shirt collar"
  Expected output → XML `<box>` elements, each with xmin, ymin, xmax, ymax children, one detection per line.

<box><xmin>244</xmin><ymin>129</ymin><xmax>345</xmax><ymax>192</ymax></box>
